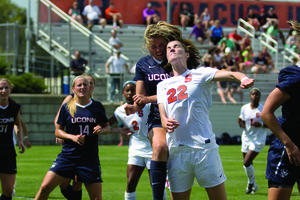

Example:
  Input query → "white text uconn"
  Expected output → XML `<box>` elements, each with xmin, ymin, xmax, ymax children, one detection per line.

<box><xmin>71</xmin><ymin>117</ymin><xmax>96</xmax><ymax>123</ymax></box>
<box><xmin>0</xmin><ymin>117</ymin><xmax>14</xmax><ymax>123</ymax></box>
<box><xmin>148</xmin><ymin>73</ymin><xmax>170</xmax><ymax>81</ymax></box>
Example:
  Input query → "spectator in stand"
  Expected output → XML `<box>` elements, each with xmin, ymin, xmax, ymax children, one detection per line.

<box><xmin>82</xmin><ymin>0</ymin><xmax>106</xmax><ymax>31</ymax></box>
<box><xmin>68</xmin><ymin>2</ymin><xmax>83</xmax><ymax>25</ymax></box>
<box><xmin>70</xmin><ymin>51</ymin><xmax>88</xmax><ymax>76</ymax></box>
<box><xmin>267</xmin><ymin>22</ymin><xmax>285</xmax><ymax>47</ymax></box>
<box><xmin>105</xmin><ymin>49</ymin><xmax>130</xmax><ymax>102</ymax></box>
<box><xmin>105</xmin><ymin>2</ymin><xmax>124</xmax><ymax>29</ymax></box>
<box><xmin>203</xmin><ymin>54</ymin><xmax>213</xmax><ymax>67</ymax></box>
<box><xmin>251</xmin><ymin>51</ymin><xmax>269</xmax><ymax>74</ymax></box>
<box><xmin>258</xmin><ymin>9</ymin><xmax>267</xmax><ymax>32</ymax></box>
<box><xmin>235</xmin><ymin>50</ymin><xmax>244</xmax><ymax>69</ymax></box>
<box><xmin>218</xmin><ymin>33</ymin><xmax>236</xmax><ymax>53</ymax></box>
<box><xmin>240</xmin><ymin>34</ymin><xmax>252</xmax><ymax>52</ymax></box>
<box><xmin>209</xmin><ymin>20</ymin><xmax>224</xmax><ymax>45</ymax></box>
<box><xmin>179</xmin><ymin>3</ymin><xmax>198</xmax><ymax>29</ymax></box>
<box><xmin>228</xmin><ymin>81</ymin><xmax>243</xmax><ymax>103</ymax></box>
<box><xmin>229</xmin><ymin>28</ymin><xmax>242</xmax><ymax>51</ymax></box>
<box><xmin>239</xmin><ymin>46</ymin><xmax>254</xmax><ymax>73</ymax></box>
<box><xmin>285</xmin><ymin>30</ymin><xmax>298</xmax><ymax>52</ymax></box>
<box><xmin>264</xmin><ymin>7</ymin><xmax>279</xmax><ymax>29</ymax></box>
<box><xmin>217</xmin><ymin>81</ymin><xmax>237</xmax><ymax>104</ymax></box>
<box><xmin>223</xmin><ymin>48</ymin><xmax>238</xmax><ymax>71</ymax></box>
<box><xmin>202</xmin><ymin>47</ymin><xmax>217</xmax><ymax>68</ymax></box>
<box><xmin>143</xmin><ymin>3</ymin><xmax>160</xmax><ymax>26</ymax></box>
<box><xmin>199</xmin><ymin>7</ymin><xmax>214</xmax><ymax>30</ymax></box>
<box><xmin>188</xmin><ymin>19</ymin><xmax>206</xmax><ymax>45</ymax></box>
<box><xmin>108</xmin><ymin>29</ymin><xmax>123</xmax><ymax>53</ymax></box>
<box><xmin>245</xmin><ymin>9</ymin><xmax>260</xmax><ymax>31</ymax></box>
<box><xmin>214</xmin><ymin>48</ymin><xmax>224</xmax><ymax>69</ymax></box>
<box><xmin>262</xmin><ymin>46</ymin><xmax>276</xmax><ymax>72</ymax></box>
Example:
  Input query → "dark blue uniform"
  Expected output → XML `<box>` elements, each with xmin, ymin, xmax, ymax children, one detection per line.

<box><xmin>134</xmin><ymin>55</ymin><xmax>171</xmax><ymax>131</ymax></box>
<box><xmin>266</xmin><ymin>65</ymin><xmax>300</xmax><ymax>186</ymax></box>
<box><xmin>52</xmin><ymin>100</ymin><xmax>108</xmax><ymax>183</ymax></box>
<box><xmin>0</xmin><ymin>100</ymin><xmax>21</xmax><ymax>174</ymax></box>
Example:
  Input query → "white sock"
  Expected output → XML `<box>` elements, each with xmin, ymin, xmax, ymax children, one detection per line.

<box><xmin>244</xmin><ymin>165</ymin><xmax>255</xmax><ymax>184</ymax></box>
<box><xmin>163</xmin><ymin>189</ymin><xmax>167</xmax><ymax>200</ymax></box>
<box><xmin>125</xmin><ymin>191</ymin><xmax>136</xmax><ymax>200</ymax></box>
<box><xmin>113</xmin><ymin>22</ymin><xmax>117</xmax><ymax>27</ymax></box>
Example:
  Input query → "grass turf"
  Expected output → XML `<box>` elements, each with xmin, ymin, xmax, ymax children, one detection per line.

<box><xmin>5</xmin><ymin>145</ymin><xmax>300</xmax><ymax>199</ymax></box>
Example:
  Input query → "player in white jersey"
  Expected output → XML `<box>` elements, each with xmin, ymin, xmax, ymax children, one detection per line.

<box><xmin>238</xmin><ymin>88</ymin><xmax>267</xmax><ymax>194</ymax></box>
<box><xmin>157</xmin><ymin>39</ymin><xmax>254</xmax><ymax>200</ymax></box>
<box><xmin>108</xmin><ymin>81</ymin><xmax>167</xmax><ymax>200</ymax></box>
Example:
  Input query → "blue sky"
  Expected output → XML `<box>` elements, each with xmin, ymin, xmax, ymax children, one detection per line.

<box><xmin>12</xmin><ymin>0</ymin><xmax>37</xmax><ymax>22</ymax></box>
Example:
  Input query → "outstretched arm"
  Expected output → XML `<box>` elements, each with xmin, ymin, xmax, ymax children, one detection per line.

<box><xmin>212</xmin><ymin>70</ymin><xmax>254</xmax><ymax>89</ymax></box>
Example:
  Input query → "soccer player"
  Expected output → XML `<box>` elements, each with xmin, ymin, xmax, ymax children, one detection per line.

<box><xmin>261</xmin><ymin>20</ymin><xmax>300</xmax><ymax>200</ymax></box>
<box><xmin>157</xmin><ymin>39</ymin><xmax>254</xmax><ymax>200</ymax></box>
<box><xmin>35</xmin><ymin>76</ymin><xmax>110</xmax><ymax>200</ymax></box>
<box><xmin>0</xmin><ymin>78</ymin><xmax>25</xmax><ymax>200</ymax></box>
<box><xmin>108</xmin><ymin>81</ymin><xmax>167</xmax><ymax>200</ymax></box>
<box><xmin>238</xmin><ymin>88</ymin><xmax>267</xmax><ymax>194</ymax></box>
<box><xmin>124</xmin><ymin>21</ymin><xmax>182</xmax><ymax>200</ymax></box>
<box><xmin>54</xmin><ymin>74</ymin><xmax>96</xmax><ymax>200</ymax></box>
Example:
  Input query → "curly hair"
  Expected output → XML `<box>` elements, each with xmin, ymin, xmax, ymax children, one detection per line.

<box><xmin>164</xmin><ymin>39</ymin><xmax>201</xmax><ymax>70</ymax></box>
<box><xmin>288</xmin><ymin>20</ymin><xmax>300</xmax><ymax>52</ymax></box>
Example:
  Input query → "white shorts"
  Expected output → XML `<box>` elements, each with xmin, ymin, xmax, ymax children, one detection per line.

<box><xmin>127</xmin><ymin>155</ymin><xmax>151</xmax><ymax>170</ymax></box>
<box><xmin>167</xmin><ymin>147</ymin><xmax>226</xmax><ymax>193</ymax></box>
<box><xmin>241</xmin><ymin>139</ymin><xmax>265</xmax><ymax>153</ymax></box>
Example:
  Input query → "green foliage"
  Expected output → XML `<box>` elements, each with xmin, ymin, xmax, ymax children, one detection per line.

<box><xmin>0</xmin><ymin>58</ymin><xmax>10</xmax><ymax>74</ymax></box>
<box><xmin>0</xmin><ymin>73</ymin><xmax>46</xmax><ymax>93</ymax></box>
<box><xmin>0</xmin><ymin>0</ymin><xmax>27</xmax><ymax>25</ymax></box>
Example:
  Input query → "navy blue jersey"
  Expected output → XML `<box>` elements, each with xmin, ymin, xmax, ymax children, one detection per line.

<box><xmin>0</xmin><ymin>100</ymin><xmax>21</xmax><ymax>157</ymax></box>
<box><xmin>134</xmin><ymin>55</ymin><xmax>172</xmax><ymax>122</ymax></box>
<box><xmin>276</xmin><ymin>65</ymin><xmax>300</xmax><ymax>147</ymax></box>
<box><xmin>57</xmin><ymin>100</ymin><xmax>108</xmax><ymax>163</ymax></box>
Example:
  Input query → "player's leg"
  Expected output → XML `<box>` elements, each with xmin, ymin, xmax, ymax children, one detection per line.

<box><xmin>71</xmin><ymin>176</ymin><xmax>83</xmax><ymax>200</ymax></box>
<box><xmin>170</xmin><ymin>189</ymin><xmax>191</xmax><ymax>200</ymax></box>
<box><xmin>59</xmin><ymin>178</ymin><xmax>73</xmax><ymax>199</ymax></box>
<box><xmin>244</xmin><ymin>150</ymin><xmax>259</xmax><ymax>194</ymax></box>
<box><xmin>125</xmin><ymin>164</ymin><xmax>145</xmax><ymax>200</ymax></box>
<box><xmin>149</xmin><ymin>127</ymin><xmax>168</xmax><ymax>200</ymax></box>
<box><xmin>84</xmin><ymin>182</ymin><xmax>102</xmax><ymax>200</ymax></box>
<box><xmin>35</xmin><ymin>171</ymin><xmax>66</xmax><ymax>200</ymax></box>
<box><xmin>268</xmin><ymin>181</ymin><xmax>293</xmax><ymax>200</ymax></box>
<box><xmin>0</xmin><ymin>173</ymin><xmax>15</xmax><ymax>199</ymax></box>
<box><xmin>205</xmin><ymin>183</ymin><xmax>227</xmax><ymax>200</ymax></box>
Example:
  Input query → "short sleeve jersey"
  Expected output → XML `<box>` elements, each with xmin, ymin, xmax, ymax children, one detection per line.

<box><xmin>0</xmin><ymin>101</ymin><xmax>21</xmax><ymax>157</ymax></box>
<box><xmin>157</xmin><ymin>67</ymin><xmax>218</xmax><ymax>151</ymax></box>
<box><xmin>276</xmin><ymin>65</ymin><xmax>300</xmax><ymax>147</ymax></box>
<box><xmin>239</xmin><ymin>103</ymin><xmax>267</xmax><ymax>145</ymax></box>
<box><xmin>107</xmin><ymin>55</ymin><xmax>127</xmax><ymax>74</ymax></box>
<box><xmin>57</xmin><ymin>100</ymin><xmax>108</xmax><ymax>163</ymax></box>
<box><xmin>114</xmin><ymin>104</ymin><xmax>152</xmax><ymax>157</ymax></box>
<box><xmin>70</xmin><ymin>58</ymin><xmax>87</xmax><ymax>72</ymax></box>
<box><xmin>134</xmin><ymin>55</ymin><xmax>172</xmax><ymax>121</ymax></box>
<box><xmin>105</xmin><ymin>7</ymin><xmax>118</xmax><ymax>20</ymax></box>
<box><xmin>210</xmin><ymin>25</ymin><xmax>223</xmax><ymax>37</ymax></box>
<box><xmin>82</xmin><ymin>5</ymin><xmax>101</xmax><ymax>20</ymax></box>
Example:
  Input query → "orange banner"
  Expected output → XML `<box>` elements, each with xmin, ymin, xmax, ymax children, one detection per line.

<box><xmin>41</xmin><ymin>0</ymin><xmax>300</xmax><ymax>28</ymax></box>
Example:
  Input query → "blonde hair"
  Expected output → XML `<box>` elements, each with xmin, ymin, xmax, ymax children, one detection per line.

<box><xmin>144</xmin><ymin>21</ymin><xmax>182</xmax><ymax>50</ymax></box>
<box><xmin>67</xmin><ymin>75</ymin><xmax>89</xmax><ymax>118</ymax></box>
<box><xmin>288</xmin><ymin>20</ymin><xmax>300</xmax><ymax>51</ymax></box>
<box><xmin>0</xmin><ymin>78</ymin><xmax>14</xmax><ymax>89</ymax></box>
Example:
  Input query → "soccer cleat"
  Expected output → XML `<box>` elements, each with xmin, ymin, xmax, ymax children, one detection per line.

<box><xmin>246</xmin><ymin>183</ymin><xmax>253</xmax><ymax>194</ymax></box>
<box><xmin>251</xmin><ymin>184</ymin><xmax>259</xmax><ymax>194</ymax></box>
<box><xmin>118</xmin><ymin>142</ymin><xmax>123</xmax><ymax>146</ymax></box>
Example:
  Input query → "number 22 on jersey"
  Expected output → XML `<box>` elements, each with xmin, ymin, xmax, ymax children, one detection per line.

<box><xmin>167</xmin><ymin>75</ymin><xmax>191</xmax><ymax>104</ymax></box>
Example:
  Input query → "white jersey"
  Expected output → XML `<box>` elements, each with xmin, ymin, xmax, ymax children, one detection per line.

<box><xmin>114</xmin><ymin>103</ymin><xmax>152</xmax><ymax>157</ymax></box>
<box><xmin>108</xmin><ymin>37</ymin><xmax>122</xmax><ymax>51</ymax></box>
<box><xmin>239</xmin><ymin>103</ymin><xmax>267</xmax><ymax>145</ymax></box>
<box><xmin>107</xmin><ymin>55</ymin><xmax>127</xmax><ymax>74</ymax></box>
<box><xmin>82</xmin><ymin>5</ymin><xmax>101</xmax><ymax>20</ymax></box>
<box><xmin>157</xmin><ymin>67</ymin><xmax>219</xmax><ymax>152</ymax></box>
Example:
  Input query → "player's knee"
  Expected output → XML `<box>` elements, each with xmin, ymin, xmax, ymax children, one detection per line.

<box><xmin>39</xmin><ymin>183</ymin><xmax>53</xmax><ymax>195</ymax></box>
<box><xmin>152</xmin><ymin>142</ymin><xmax>168</xmax><ymax>158</ymax></box>
<box><xmin>127</xmin><ymin>179</ymin><xmax>138</xmax><ymax>193</ymax></box>
<box><xmin>2</xmin><ymin>187</ymin><xmax>14</xmax><ymax>197</ymax></box>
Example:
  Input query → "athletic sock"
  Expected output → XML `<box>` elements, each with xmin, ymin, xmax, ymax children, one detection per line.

<box><xmin>163</xmin><ymin>189</ymin><xmax>167</xmax><ymax>200</ymax></box>
<box><xmin>125</xmin><ymin>191</ymin><xmax>136</xmax><ymax>200</ymax></box>
<box><xmin>72</xmin><ymin>189</ymin><xmax>82</xmax><ymax>200</ymax></box>
<box><xmin>244</xmin><ymin>165</ymin><xmax>255</xmax><ymax>184</ymax></box>
<box><xmin>113</xmin><ymin>22</ymin><xmax>117</xmax><ymax>27</ymax></box>
<box><xmin>60</xmin><ymin>185</ymin><xmax>73</xmax><ymax>199</ymax></box>
<box><xmin>150</xmin><ymin>160</ymin><xmax>167</xmax><ymax>200</ymax></box>
<box><xmin>0</xmin><ymin>194</ymin><xmax>12</xmax><ymax>200</ymax></box>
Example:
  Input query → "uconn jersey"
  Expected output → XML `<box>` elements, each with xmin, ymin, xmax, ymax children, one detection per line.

<box><xmin>0</xmin><ymin>101</ymin><xmax>21</xmax><ymax>156</ymax></box>
<box><xmin>157</xmin><ymin>67</ymin><xmax>219</xmax><ymax>151</ymax></box>
<box><xmin>134</xmin><ymin>55</ymin><xmax>172</xmax><ymax>121</ymax></box>
<box><xmin>114</xmin><ymin>104</ymin><xmax>152</xmax><ymax>157</ymax></box>
<box><xmin>57</xmin><ymin>100</ymin><xmax>108</xmax><ymax>162</ymax></box>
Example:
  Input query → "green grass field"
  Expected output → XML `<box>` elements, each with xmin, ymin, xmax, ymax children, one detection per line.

<box><xmin>5</xmin><ymin>145</ymin><xmax>300</xmax><ymax>199</ymax></box>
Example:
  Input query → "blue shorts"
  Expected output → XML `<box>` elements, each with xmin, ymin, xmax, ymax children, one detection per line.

<box><xmin>266</xmin><ymin>137</ymin><xmax>300</xmax><ymax>186</ymax></box>
<box><xmin>147</xmin><ymin>104</ymin><xmax>162</xmax><ymax>132</ymax></box>
<box><xmin>0</xmin><ymin>155</ymin><xmax>17</xmax><ymax>174</ymax></box>
<box><xmin>49</xmin><ymin>156</ymin><xmax>102</xmax><ymax>183</ymax></box>
<box><xmin>147</xmin><ymin>119</ymin><xmax>162</xmax><ymax>133</ymax></box>
<box><xmin>88</xmin><ymin>19</ymin><xmax>99</xmax><ymax>25</ymax></box>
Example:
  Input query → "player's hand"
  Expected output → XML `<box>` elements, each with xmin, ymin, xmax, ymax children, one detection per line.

<box><xmin>133</xmin><ymin>94</ymin><xmax>148</xmax><ymax>105</ymax></box>
<box><xmin>120</xmin><ymin>127</ymin><xmax>133</xmax><ymax>136</ymax></box>
<box><xmin>285</xmin><ymin>142</ymin><xmax>300</xmax><ymax>166</ymax></box>
<box><xmin>18</xmin><ymin>141</ymin><xmax>25</xmax><ymax>154</ymax></box>
<box><xmin>56</xmin><ymin>138</ymin><xmax>64</xmax><ymax>145</ymax></box>
<box><xmin>124</xmin><ymin>104</ymin><xmax>138</xmax><ymax>116</ymax></box>
<box><xmin>93</xmin><ymin>125</ymin><xmax>103</xmax><ymax>134</ymax></box>
<box><xmin>25</xmin><ymin>139</ymin><xmax>32</xmax><ymax>148</ymax></box>
<box><xmin>240</xmin><ymin>78</ymin><xmax>255</xmax><ymax>89</ymax></box>
<box><xmin>239</xmin><ymin>121</ymin><xmax>245</xmax><ymax>129</ymax></box>
<box><xmin>72</xmin><ymin>135</ymin><xmax>85</xmax><ymax>146</ymax></box>
<box><xmin>166</xmin><ymin>117</ymin><xmax>180</xmax><ymax>133</ymax></box>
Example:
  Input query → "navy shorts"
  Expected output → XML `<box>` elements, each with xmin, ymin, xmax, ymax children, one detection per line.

<box><xmin>49</xmin><ymin>156</ymin><xmax>102</xmax><ymax>183</ymax></box>
<box><xmin>88</xmin><ymin>19</ymin><xmax>99</xmax><ymax>25</ymax></box>
<box><xmin>0</xmin><ymin>155</ymin><xmax>17</xmax><ymax>174</ymax></box>
<box><xmin>266</xmin><ymin>137</ymin><xmax>300</xmax><ymax>187</ymax></box>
